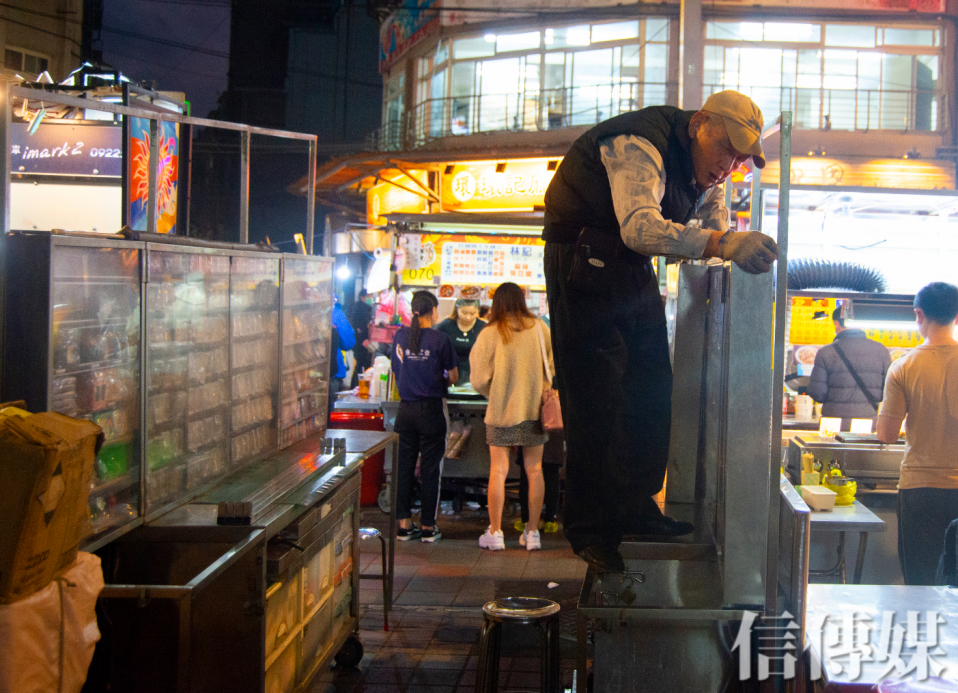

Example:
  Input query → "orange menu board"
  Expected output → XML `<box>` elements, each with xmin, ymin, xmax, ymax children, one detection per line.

<box><xmin>401</xmin><ymin>234</ymin><xmax>545</xmax><ymax>289</ymax></box>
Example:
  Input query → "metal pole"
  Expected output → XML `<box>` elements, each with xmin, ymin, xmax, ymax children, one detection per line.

<box><xmin>0</xmin><ymin>82</ymin><xmax>11</xmax><ymax>399</ymax></box>
<box><xmin>181</xmin><ymin>123</ymin><xmax>193</xmax><ymax>236</ymax></box>
<box><xmin>0</xmin><ymin>82</ymin><xmax>12</xmax><ymax>237</ymax></box>
<box><xmin>307</xmin><ymin>138</ymin><xmax>317</xmax><ymax>255</ymax></box>
<box><xmin>766</xmin><ymin>111</ymin><xmax>792</xmax><ymax>614</ymax></box>
<box><xmin>750</xmin><ymin>160</ymin><xmax>762</xmax><ymax>233</ymax></box>
<box><xmin>239</xmin><ymin>130</ymin><xmax>250</xmax><ymax>245</ymax></box>
<box><xmin>147</xmin><ymin>118</ymin><xmax>159</xmax><ymax>234</ymax></box>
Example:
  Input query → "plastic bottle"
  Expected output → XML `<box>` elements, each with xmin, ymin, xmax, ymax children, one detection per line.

<box><xmin>371</xmin><ymin>356</ymin><xmax>391</xmax><ymax>399</ymax></box>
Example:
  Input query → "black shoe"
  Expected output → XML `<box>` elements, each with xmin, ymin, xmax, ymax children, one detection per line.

<box><xmin>576</xmin><ymin>544</ymin><xmax>626</xmax><ymax>573</ymax></box>
<box><xmin>624</xmin><ymin>515</ymin><xmax>694</xmax><ymax>539</ymax></box>
<box><xmin>397</xmin><ymin>524</ymin><xmax>421</xmax><ymax>541</ymax></box>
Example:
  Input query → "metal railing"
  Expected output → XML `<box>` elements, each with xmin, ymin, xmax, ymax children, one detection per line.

<box><xmin>368</xmin><ymin>83</ymin><xmax>946</xmax><ymax>152</ymax></box>
<box><xmin>704</xmin><ymin>85</ymin><xmax>946</xmax><ymax>133</ymax></box>
<box><xmin>367</xmin><ymin>81</ymin><xmax>673</xmax><ymax>151</ymax></box>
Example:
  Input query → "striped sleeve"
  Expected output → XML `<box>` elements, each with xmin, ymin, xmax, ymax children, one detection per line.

<box><xmin>599</xmin><ymin>134</ymin><xmax>728</xmax><ymax>258</ymax></box>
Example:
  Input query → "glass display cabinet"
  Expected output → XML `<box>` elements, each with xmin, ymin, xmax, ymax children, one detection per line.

<box><xmin>229</xmin><ymin>255</ymin><xmax>280</xmax><ymax>467</ymax></box>
<box><xmin>3</xmin><ymin>236</ymin><xmax>335</xmax><ymax>544</ymax></box>
<box><xmin>3</xmin><ymin>233</ymin><xmax>144</xmax><ymax>549</ymax></box>
<box><xmin>144</xmin><ymin>248</ymin><xmax>231</xmax><ymax>517</ymax></box>
<box><xmin>280</xmin><ymin>256</ymin><xmax>334</xmax><ymax>447</ymax></box>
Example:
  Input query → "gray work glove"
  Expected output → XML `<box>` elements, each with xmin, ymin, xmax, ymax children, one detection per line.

<box><xmin>718</xmin><ymin>231</ymin><xmax>779</xmax><ymax>274</ymax></box>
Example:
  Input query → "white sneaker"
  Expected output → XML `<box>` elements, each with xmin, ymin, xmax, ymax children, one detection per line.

<box><xmin>479</xmin><ymin>528</ymin><xmax>505</xmax><ymax>550</ymax></box>
<box><xmin>520</xmin><ymin>529</ymin><xmax>541</xmax><ymax>551</ymax></box>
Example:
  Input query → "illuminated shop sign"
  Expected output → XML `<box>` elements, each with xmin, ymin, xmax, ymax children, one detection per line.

<box><xmin>441</xmin><ymin>159</ymin><xmax>559</xmax><ymax>211</ymax></box>
<box><xmin>762</xmin><ymin>157</ymin><xmax>955</xmax><ymax>190</ymax></box>
<box><xmin>711</xmin><ymin>0</ymin><xmax>943</xmax><ymax>11</ymax></box>
<box><xmin>11</xmin><ymin>122</ymin><xmax>121</xmax><ymax>177</ymax></box>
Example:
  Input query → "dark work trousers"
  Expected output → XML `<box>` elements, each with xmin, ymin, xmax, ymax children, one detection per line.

<box><xmin>395</xmin><ymin>398</ymin><xmax>447</xmax><ymax>528</ymax></box>
<box><xmin>518</xmin><ymin>434</ymin><xmax>564</xmax><ymax>523</ymax></box>
<box><xmin>898</xmin><ymin>487</ymin><xmax>958</xmax><ymax>585</ymax></box>
<box><xmin>544</xmin><ymin>241</ymin><xmax>673</xmax><ymax>554</ymax></box>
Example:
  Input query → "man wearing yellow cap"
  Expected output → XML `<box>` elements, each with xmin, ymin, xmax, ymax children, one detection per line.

<box><xmin>543</xmin><ymin>90</ymin><xmax>779</xmax><ymax>572</ymax></box>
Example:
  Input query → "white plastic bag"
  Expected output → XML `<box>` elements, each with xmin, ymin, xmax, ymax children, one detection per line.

<box><xmin>0</xmin><ymin>552</ymin><xmax>104</xmax><ymax>693</ymax></box>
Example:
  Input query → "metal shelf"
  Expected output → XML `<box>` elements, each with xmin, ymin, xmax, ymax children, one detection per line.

<box><xmin>282</xmin><ymin>385</ymin><xmax>327</xmax><ymax>405</ymax></box>
<box><xmin>283</xmin><ymin>357</ymin><xmax>328</xmax><ymax>376</ymax></box>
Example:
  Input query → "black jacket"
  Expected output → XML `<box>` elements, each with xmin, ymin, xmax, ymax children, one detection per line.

<box><xmin>807</xmin><ymin>329</ymin><xmax>892</xmax><ymax>419</ymax></box>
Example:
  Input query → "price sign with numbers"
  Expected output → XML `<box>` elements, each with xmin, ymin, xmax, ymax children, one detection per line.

<box><xmin>440</xmin><ymin>242</ymin><xmax>545</xmax><ymax>288</ymax></box>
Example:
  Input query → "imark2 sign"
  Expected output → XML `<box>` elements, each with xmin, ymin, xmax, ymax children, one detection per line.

<box><xmin>11</xmin><ymin>122</ymin><xmax>121</xmax><ymax>177</ymax></box>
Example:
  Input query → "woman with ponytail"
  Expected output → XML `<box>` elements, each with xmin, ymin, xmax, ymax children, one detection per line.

<box><xmin>390</xmin><ymin>291</ymin><xmax>458</xmax><ymax>542</ymax></box>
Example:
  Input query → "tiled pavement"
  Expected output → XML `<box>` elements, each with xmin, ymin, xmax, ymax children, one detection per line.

<box><xmin>309</xmin><ymin>504</ymin><xmax>588</xmax><ymax>693</ymax></box>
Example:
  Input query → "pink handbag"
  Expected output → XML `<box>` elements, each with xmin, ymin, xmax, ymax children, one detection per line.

<box><xmin>537</xmin><ymin>323</ymin><xmax>563</xmax><ymax>432</ymax></box>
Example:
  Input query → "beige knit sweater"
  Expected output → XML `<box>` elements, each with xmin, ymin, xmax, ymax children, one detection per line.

<box><xmin>469</xmin><ymin>319</ymin><xmax>554</xmax><ymax>428</ymax></box>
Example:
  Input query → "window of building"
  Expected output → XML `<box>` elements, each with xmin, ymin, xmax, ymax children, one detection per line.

<box><xmin>5</xmin><ymin>48</ymin><xmax>48</xmax><ymax>77</ymax></box>
<box><xmin>382</xmin><ymin>71</ymin><xmax>406</xmax><ymax>149</ymax></box>
<box><xmin>408</xmin><ymin>18</ymin><xmax>671</xmax><ymax>145</ymax></box>
<box><xmin>704</xmin><ymin>20</ymin><xmax>943</xmax><ymax>132</ymax></box>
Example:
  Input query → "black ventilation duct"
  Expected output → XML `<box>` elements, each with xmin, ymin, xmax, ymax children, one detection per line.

<box><xmin>787</xmin><ymin>259</ymin><xmax>887</xmax><ymax>293</ymax></box>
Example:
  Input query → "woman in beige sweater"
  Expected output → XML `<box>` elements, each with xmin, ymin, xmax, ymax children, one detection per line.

<box><xmin>470</xmin><ymin>283</ymin><xmax>555</xmax><ymax>551</ymax></box>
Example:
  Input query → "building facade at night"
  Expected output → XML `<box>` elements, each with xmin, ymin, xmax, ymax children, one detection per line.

<box><xmin>372</xmin><ymin>0</ymin><xmax>958</xmax><ymax>171</ymax></box>
<box><xmin>0</xmin><ymin>0</ymin><xmax>85</xmax><ymax>82</ymax></box>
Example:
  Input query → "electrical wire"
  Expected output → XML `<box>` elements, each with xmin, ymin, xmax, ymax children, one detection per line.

<box><xmin>287</xmin><ymin>64</ymin><xmax>383</xmax><ymax>89</ymax></box>
<box><xmin>101</xmin><ymin>24</ymin><xmax>229</xmax><ymax>58</ymax></box>
<box><xmin>159</xmin><ymin>14</ymin><xmax>230</xmax><ymax>78</ymax></box>
<box><xmin>136</xmin><ymin>0</ymin><xmax>229</xmax><ymax>6</ymax></box>
<box><xmin>0</xmin><ymin>2</ymin><xmax>81</xmax><ymax>25</ymax></box>
<box><xmin>103</xmin><ymin>45</ymin><xmax>226</xmax><ymax>78</ymax></box>
<box><xmin>0</xmin><ymin>14</ymin><xmax>81</xmax><ymax>46</ymax></box>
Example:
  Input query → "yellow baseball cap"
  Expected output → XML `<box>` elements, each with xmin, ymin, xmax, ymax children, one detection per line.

<box><xmin>701</xmin><ymin>90</ymin><xmax>766</xmax><ymax>169</ymax></box>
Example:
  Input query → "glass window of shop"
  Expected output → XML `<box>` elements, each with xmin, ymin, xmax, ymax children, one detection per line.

<box><xmin>705</xmin><ymin>21</ymin><xmax>943</xmax><ymax>131</ymax></box>
<box><xmin>408</xmin><ymin>18</ymin><xmax>670</xmax><ymax>144</ymax></box>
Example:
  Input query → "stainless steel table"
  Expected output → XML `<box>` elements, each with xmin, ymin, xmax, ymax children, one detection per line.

<box><xmin>808</xmin><ymin>500</ymin><xmax>886</xmax><ymax>585</ymax></box>
<box><xmin>321</xmin><ymin>428</ymin><xmax>399</xmax><ymax>611</ymax></box>
<box><xmin>806</xmin><ymin>584</ymin><xmax>958</xmax><ymax>688</ymax></box>
<box><xmin>334</xmin><ymin>394</ymin><xmax>385</xmax><ymax>412</ymax></box>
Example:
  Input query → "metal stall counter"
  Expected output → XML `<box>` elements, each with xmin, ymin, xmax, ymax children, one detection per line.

<box><xmin>89</xmin><ymin>432</ymin><xmax>368</xmax><ymax>693</ymax></box>
<box><xmin>787</xmin><ymin>434</ymin><xmax>904</xmax><ymax>584</ymax></box>
<box><xmin>322</xmin><ymin>427</ymin><xmax>399</xmax><ymax>611</ymax></box>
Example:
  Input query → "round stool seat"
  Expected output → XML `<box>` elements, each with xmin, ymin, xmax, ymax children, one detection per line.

<box><xmin>358</xmin><ymin>527</ymin><xmax>381</xmax><ymax>540</ymax></box>
<box><xmin>482</xmin><ymin>597</ymin><xmax>560</xmax><ymax>623</ymax></box>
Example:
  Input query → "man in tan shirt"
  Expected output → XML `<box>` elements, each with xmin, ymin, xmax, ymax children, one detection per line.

<box><xmin>878</xmin><ymin>282</ymin><xmax>958</xmax><ymax>585</ymax></box>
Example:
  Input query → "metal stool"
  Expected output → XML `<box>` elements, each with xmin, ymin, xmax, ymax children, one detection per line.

<box><xmin>475</xmin><ymin>597</ymin><xmax>561</xmax><ymax>693</ymax></box>
<box><xmin>358</xmin><ymin>527</ymin><xmax>388</xmax><ymax>631</ymax></box>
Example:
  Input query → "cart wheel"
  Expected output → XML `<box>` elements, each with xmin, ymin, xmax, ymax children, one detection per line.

<box><xmin>503</xmin><ymin>500</ymin><xmax>519</xmax><ymax>519</ymax></box>
<box><xmin>377</xmin><ymin>488</ymin><xmax>391</xmax><ymax>514</ymax></box>
<box><xmin>451</xmin><ymin>492</ymin><xmax>463</xmax><ymax>514</ymax></box>
<box><xmin>335</xmin><ymin>635</ymin><xmax>364</xmax><ymax>668</ymax></box>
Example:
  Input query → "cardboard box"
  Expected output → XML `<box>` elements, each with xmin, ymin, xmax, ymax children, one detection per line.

<box><xmin>0</xmin><ymin>412</ymin><xmax>101</xmax><ymax>604</ymax></box>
